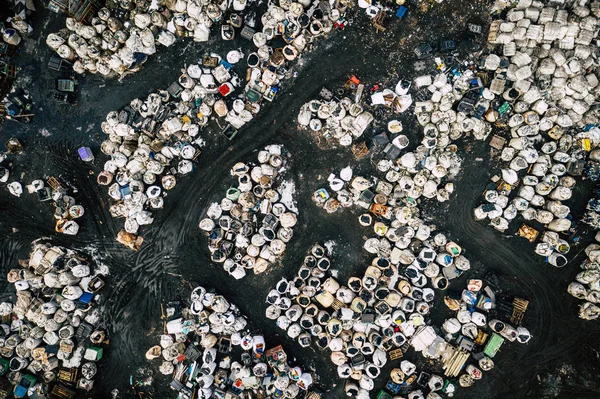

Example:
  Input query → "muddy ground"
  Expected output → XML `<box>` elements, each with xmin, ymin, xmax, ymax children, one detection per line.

<box><xmin>1</xmin><ymin>0</ymin><xmax>600</xmax><ymax>398</ymax></box>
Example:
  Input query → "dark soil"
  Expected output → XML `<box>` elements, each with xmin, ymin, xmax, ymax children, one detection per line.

<box><xmin>1</xmin><ymin>0</ymin><xmax>600</xmax><ymax>398</ymax></box>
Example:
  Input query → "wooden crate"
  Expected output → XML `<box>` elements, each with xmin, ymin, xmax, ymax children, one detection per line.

<box><xmin>47</xmin><ymin>176</ymin><xmax>62</xmax><ymax>191</ymax></box>
<box><xmin>57</xmin><ymin>368</ymin><xmax>78</xmax><ymax>385</ymax></box>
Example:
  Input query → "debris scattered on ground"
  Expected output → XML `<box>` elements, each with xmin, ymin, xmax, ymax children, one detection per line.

<box><xmin>1</xmin><ymin>0</ymin><xmax>36</xmax><ymax>125</ymax></box>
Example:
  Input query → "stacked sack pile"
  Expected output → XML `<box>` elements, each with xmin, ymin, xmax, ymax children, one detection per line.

<box><xmin>46</xmin><ymin>0</ymin><xmax>351</xmax><ymax>77</ymax></box>
<box><xmin>413</xmin><ymin>71</ymin><xmax>491</xmax><ymax>146</ymax></box>
<box><xmin>297</xmin><ymin>94</ymin><xmax>375</xmax><ymax>147</ymax></box>
<box><xmin>296</xmin><ymin>76</ymin><xmax>412</xmax><ymax>148</ymax></box>
<box><xmin>199</xmin><ymin>145</ymin><xmax>297</xmax><ymax>279</ymax></box>
<box><xmin>314</xmin><ymin>152</ymin><xmax>460</xmax><ymax>216</ymax></box>
<box><xmin>264</xmin><ymin>236</ymin><xmax>470</xmax><ymax>397</ymax></box>
<box><xmin>0</xmin><ymin>240</ymin><xmax>109</xmax><ymax>394</ymax></box>
<box><xmin>567</xmin><ymin>231</ymin><xmax>600</xmax><ymax>320</ymax></box>
<box><xmin>45</xmin><ymin>0</ymin><xmax>247</xmax><ymax>76</ymax></box>
<box><xmin>381</xmin><ymin>361</ymin><xmax>457</xmax><ymax>399</ymax></box>
<box><xmin>146</xmin><ymin>286</ymin><xmax>314</xmax><ymax>398</ymax></box>
<box><xmin>472</xmin><ymin>0</ymin><xmax>600</xmax><ymax>264</ymax></box>
<box><xmin>97</xmin><ymin>54</ymin><xmax>246</xmax><ymax>248</ymax></box>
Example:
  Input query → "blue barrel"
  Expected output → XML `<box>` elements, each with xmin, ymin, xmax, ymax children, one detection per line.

<box><xmin>78</xmin><ymin>147</ymin><xmax>94</xmax><ymax>162</ymax></box>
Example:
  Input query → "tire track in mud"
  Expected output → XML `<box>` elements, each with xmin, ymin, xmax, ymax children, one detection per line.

<box><xmin>434</xmin><ymin>143</ymin><xmax>600</xmax><ymax>398</ymax></box>
<box><xmin>6</xmin><ymin>2</ymin><xmax>595</xmax><ymax>396</ymax></box>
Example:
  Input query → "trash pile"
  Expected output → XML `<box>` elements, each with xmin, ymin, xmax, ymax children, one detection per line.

<box><xmin>0</xmin><ymin>239</ymin><xmax>109</xmax><ymax>396</ymax></box>
<box><xmin>313</xmin><ymin>150</ymin><xmax>460</xmax><ymax>214</ymax></box>
<box><xmin>265</xmin><ymin>243</ymin><xmax>393</xmax><ymax>397</ymax></box>
<box><xmin>45</xmin><ymin>0</ymin><xmax>218</xmax><ymax>77</ymax></box>
<box><xmin>99</xmin><ymin>55</ymin><xmax>251</xmax><ymax>248</ymax></box>
<box><xmin>474</xmin><ymin>167</ymin><xmax>575</xmax><ymax>268</ymax></box>
<box><xmin>567</xmin><ymin>233</ymin><xmax>600</xmax><ymax>320</ymax></box>
<box><xmin>264</xmin><ymin>236</ymin><xmax>469</xmax><ymax>396</ymax></box>
<box><xmin>413</xmin><ymin>71</ymin><xmax>484</xmax><ymax>147</ymax></box>
<box><xmin>297</xmin><ymin>89</ymin><xmax>374</xmax><ymax>147</ymax></box>
<box><xmin>297</xmin><ymin>82</ymin><xmax>368</xmax><ymax>147</ymax></box>
<box><xmin>474</xmin><ymin>165</ymin><xmax>577</xmax><ymax>238</ymax></box>
<box><xmin>147</xmin><ymin>286</ymin><xmax>314</xmax><ymax>398</ymax></box>
<box><xmin>199</xmin><ymin>145</ymin><xmax>297</xmax><ymax>279</ymax></box>
<box><xmin>46</xmin><ymin>0</ymin><xmax>352</xmax><ymax>77</ymax></box>
<box><xmin>296</xmin><ymin>75</ymin><xmax>413</xmax><ymax>148</ymax></box>
<box><xmin>378</xmin><ymin>361</ymin><xmax>457</xmax><ymax>399</ymax></box>
<box><xmin>2</xmin><ymin>0</ymin><xmax>34</xmax><ymax>47</ymax></box>
<box><xmin>439</xmin><ymin>278</ymin><xmax>530</xmax><ymax>389</ymax></box>
<box><xmin>7</xmin><ymin>177</ymin><xmax>84</xmax><ymax>235</ymax></box>
<box><xmin>470</xmin><ymin>0</ymin><xmax>600</xmax><ymax>252</ymax></box>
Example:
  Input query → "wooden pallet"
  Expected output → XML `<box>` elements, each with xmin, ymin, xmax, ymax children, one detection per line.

<box><xmin>5</xmin><ymin>65</ymin><xmax>16</xmax><ymax>79</ymax></box>
<box><xmin>192</xmin><ymin>148</ymin><xmax>201</xmax><ymax>161</ymax></box>
<box><xmin>389</xmin><ymin>348</ymin><xmax>403</xmax><ymax>360</ymax></box>
<box><xmin>511</xmin><ymin>297</ymin><xmax>529</xmax><ymax>325</ymax></box>
<box><xmin>57</xmin><ymin>367</ymin><xmax>78</xmax><ymax>384</ymax></box>
<box><xmin>373</xmin><ymin>11</ymin><xmax>386</xmax><ymax>32</ymax></box>
<box><xmin>50</xmin><ymin>384</ymin><xmax>75</xmax><ymax>399</ymax></box>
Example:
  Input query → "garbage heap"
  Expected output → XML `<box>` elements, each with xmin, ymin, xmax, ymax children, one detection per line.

<box><xmin>297</xmin><ymin>92</ymin><xmax>374</xmax><ymax>147</ymax></box>
<box><xmin>199</xmin><ymin>145</ymin><xmax>297</xmax><ymax>279</ymax></box>
<box><xmin>379</xmin><ymin>360</ymin><xmax>458</xmax><ymax>399</ymax></box>
<box><xmin>439</xmin><ymin>279</ymin><xmax>531</xmax><ymax>390</ymax></box>
<box><xmin>9</xmin><ymin>178</ymin><xmax>84</xmax><ymax>236</ymax></box>
<box><xmin>296</xmin><ymin>75</ymin><xmax>414</xmax><ymax>148</ymax></box>
<box><xmin>98</xmin><ymin>55</ymin><xmax>247</xmax><ymax>248</ymax></box>
<box><xmin>45</xmin><ymin>0</ymin><xmax>351</xmax><ymax>77</ymax></box>
<box><xmin>472</xmin><ymin>0</ymin><xmax>600</xmax><ymax>260</ymax></box>
<box><xmin>264</xmin><ymin>237</ymin><xmax>470</xmax><ymax>397</ymax></box>
<box><xmin>0</xmin><ymin>240</ymin><xmax>109</xmax><ymax>396</ymax></box>
<box><xmin>45</xmin><ymin>0</ymin><xmax>241</xmax><ymax>77</ymax></box>
<box><xmin>147</xmin><ymin>286</ymin><xmax>314</xmax><ymax>398</ymax></box>
<box><xmin>413</xmin><ymin>71</ymin><xmax>490</xmax><ymax>146</ymax></box>
<box><xmin>232</xmin><ymin>0</ymin><xmax>354</xmax><ymax>127</ymax></box>
<box><xmin>567</xmin><ymin>231</ymin><xmax>600</xmax><ymax>320</ymax></box>
<box><xmin>1</xmin><ymin>0</ymin><xmax>34</xmax><ymax>48</ymax></box>
<box><xmin>314</xmin><ymin>154</ymin><xmax>459</xmax><ymax>215</ymax></box>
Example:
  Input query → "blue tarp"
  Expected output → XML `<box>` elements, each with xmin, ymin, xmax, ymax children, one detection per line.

<box><xmin>396</xmin><ymin>6</ymin><xmax>407</xmax><ymax>18</ymax></box>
